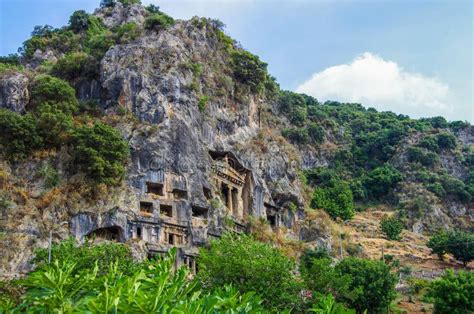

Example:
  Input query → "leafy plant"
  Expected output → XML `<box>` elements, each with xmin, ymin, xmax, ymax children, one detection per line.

<box><xmin>231</xmin><ymin>50</ymin><xmax>268</xmax><ymax>92</ymax></box>
<box><xmin>0</xmin><ymin>109</ymin><xmax>43</xmax><ymax>160</ymax></box>
<box><xmin>311</xmin><ymin>180</ymin><xmax>354</xmax><ymax>220</ymax></box>
<box><xmin>428</xmin><ymin>269</ymin><xmax>473</xmax><ymax>314</ymax></box>
<box><xmin>197</xmin><ymin>233</ymin><xmax>302</xmax><ymax>311</ymax></box>
<box><xmin>145</xmin><ymin>12</ymin><xmax>175</xmax><ymax>30</ymax></box>
<box><xmin>380</xmin><ymin>215</ymin><xmax>403</xmax><ymax>241</ymax></box>
<box><xmin>71</xmin><ymin>122</ymin><xmax>129</xmax><ymax>185</ymax></box>
<box><xmin>334</xmin><ymin>257</ymin><xmax>397</xmax><ymax>313</ymax></box>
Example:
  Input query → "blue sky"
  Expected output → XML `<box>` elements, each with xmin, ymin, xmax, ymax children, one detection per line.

<box><xmin>0</xmin><ymin>0</ymin><xmax>472</xmax><ymax>122</ymax></box>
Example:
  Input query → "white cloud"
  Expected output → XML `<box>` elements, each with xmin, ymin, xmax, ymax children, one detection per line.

<box><xmin>296</xmin><ymin>52</ymin><xmax>453</xmax><ymax>119</ymax></box>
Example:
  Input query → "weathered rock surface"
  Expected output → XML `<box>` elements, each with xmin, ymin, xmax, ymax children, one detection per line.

<box><xmin>0</xmin><ymin>72</ymin><xmax>29</xmax><ymax>112</ymax></box>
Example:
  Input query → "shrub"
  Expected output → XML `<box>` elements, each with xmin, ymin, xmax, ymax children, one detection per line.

<box><xmin>39</xmin><ymin>164</ymin><xmax>60</xmax><ymax>189</ymax></box>
<box><xmin>278</xmin><ymin>90</ymin><xmax>306</xmax><ymax>114</ymax></box>
<box><xmin>380</xmin><ymin>215</ymin><xmax>403</xmax><ymax>241</ymax></box>
<box><xmin>0</xmin><ymin>109</ymin><xmax>43</xmax><ymax>160</ymax></box>
<box><xmin>282</xmin><ymin>127</ymin><xmax>309</xmax><ymax>144</ymax></box>
<box><xmin>118</xmin><ymin>0</ymin><xmax>141</xmax><ymax>5</ymax></box>
<box><xmin>30</xmin><ymin>75</ymin><xmax>78</xmax><ymax>114</ymax></box>
<box><xmin>426</xmin><ymin>182</ymin><xmax>446</xmax><ymax>197</ymax></box>
<box><xmin>427</xmin><ymin>230</ymin><xmax>474</xmax><ymax>265</ymax></box>
<box><xmin>311</xmin><ymin>180</ymin><xmax>354</xmax><ymax>221</ymax></box>
<box><xmin>407</xmin><ymin>146</ymin><xmax>439</xmax><ymax>167</ymax></box>
<box><xmin>35</xmin><ymin>103</ymin><xmax>74</xmax><ymax>147</ymax></box>
<box><xmin>114</xmin><ymin>22</ymin><xmax>141</xmax><ymax>43</ymax></box>
<box><xmin>33</xmin><ymin>237</ymin><xmax>137</xmax><ymax>276</ymax></box>
<box><xmin>145</xmin><ymin>13</ymin><xmax>175</xmax><ymax>30</ymax></box>
<box><xmin>290</xmin><ymin>106</ymin><xmax>308</xmax><ymax>125</ymax></box>
<box><xmin>427</xmin><ymin>231</ymin><xmax>449</xmax><ymax>260</ymax></box>
<box><xmin>418</xmin><ymin>136</ymin><xmax>439</xmax><ymax>152</ymax></box>
<box><xmin>197</xmin><ymin>233</ymin><xmax>302</xmax><ymax>311</ymax></box>
<box><xmin>301</xmin><ymin>257</ymin><xmax>352</xmax><ymax>298</ymax></box>
<box><xmin>441</xmin><ymin>175</ymin><xmax>471</xmax><ymax>203</ymax></box>
<box><xmin>301</xmin><ymin>247</ymin><xmax>331</xmax><ymax>270</ymax></box>
<box><xmin>310</xmin><ymin>294</ymin><xmax>355</xmax><ymax>314</ymax></box>
<box><xmin>308</xmin><ymin>123</ymin><xmax>325</xmax><ymax>144</ymax></box>
<box><xmin>100</xmin><ymin>0</ymin><xmax>116</xmax><ymax>8</ymax></box>
<box><xmin>145</xmin><ymin>4</ymin><xmax>160</xmax><ymax>14</ymax></box>
<box><xmin>429</xmin><ymin>116</ymin><xmax>449</xmax><ymax>129</ymax></box>
<box><xmin>231</xmin><ymin>50</ymin><xmax>268</xmax><ymax>92</ymax></box>
<box><xmin>198</xmin><ymin>95</ymin><xmax>208</xmax><ymax>112</ymax></box>
<box><xmin>6</xmin><ymin>243</ymin><xmax>264</xmax><ymax>313</ymax></box>
<box><xmin>52</xmin><ymin>52</ymin><xmax>98</xmax><ymax>81</ymax></box>
<box><xmin>363</xmin><ymin>165</ymin><xmax>402</xmax><ymax>199</ymax></box>
<box><xmin>335</xmin><ymin>257</ymin><xmax>397</xmax><ymax>313</ymax></box>
<box><xmin>436</xmin><ymin>132</ymin><xmax>457</xmax><ymax>150</ymax></box>
<box><xmin>428</xmin><ymin>270</ymin><xmax>473</xmax><ymax>313</ymax></box>
<box><xmin>69</xmin><ymin>10</ymin><xmax>89</xmax><ymax>33</ymax></box>
<box><xmin>71</xmin><ymin>122</ymin><xmax>129</xmax><ymax>185</ymax></box>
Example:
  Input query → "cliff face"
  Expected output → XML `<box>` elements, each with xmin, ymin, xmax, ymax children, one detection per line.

<box><xmin>0</xmin><ymin>3</ymin><xmax>472</xmax><ymax>278</ymax></box>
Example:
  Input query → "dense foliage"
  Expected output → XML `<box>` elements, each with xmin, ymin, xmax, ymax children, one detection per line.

<box><xmin>71</xmin><ymin>122</ymin><xmax>129</xmax><ymax>185</ymax></box>
<box><xmin>380</xmin><ymin>215</ymin><xmax>404</xmax><ymax>241</ymax></box>
<box><xmin>428</xmin><ymin>270</ymin><xmax>474</xmax><ymax>313</ymax></box>
<box><xmin>197</xmin><ymin>233</ymin><xmax>302</xmax><ymax>311</ymax></box>
<box><xmin>334</xmin><ymin>257</ymin><xmax>397</xmax><ymax>313</ymax></box>
<box><xmin>311</xmin><ymin>179</ymin><xmax>354</xmax><ymax>220</ymax></box>
<box><xmin>427</xmin><ymin>230</ymin><xmax>474</xmax><ymax>266</ymax></box>
<box><xmin>1</xmin><ymin>242</ymin><xmax>264</xmax><ymax>313</ymax></box>
<box><xmin>0</xmin><ymin>109</ymin><xmax>42</xmax><ymax>160</ymax></box>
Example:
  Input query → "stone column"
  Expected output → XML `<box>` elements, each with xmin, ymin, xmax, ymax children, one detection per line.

<box><xmin>227</xmin><ymin>186</ymin><xmax>233</xmax><ymax>212</ymax></box>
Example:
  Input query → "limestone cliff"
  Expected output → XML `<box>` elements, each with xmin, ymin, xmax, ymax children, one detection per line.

<box><xmin>0</xmin><ymin>2</ymin><xmax>472</xmax><ymax>278</ymax></box>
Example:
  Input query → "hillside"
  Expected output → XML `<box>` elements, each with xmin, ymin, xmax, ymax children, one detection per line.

<box><xmin>0</xmin><ymin>0</ymin><xmax>472</xmax><ymax>285</ymax></box>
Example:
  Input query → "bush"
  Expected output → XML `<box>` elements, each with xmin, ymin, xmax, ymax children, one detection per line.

<box><xmin>39</xmin><ymin>164</ymin><xmax>60</xmax><ymax>189</ymax></box>
<box><xmin>0</xmin><ymin>109</ymin><xmax>43</xmax><ymax>160</ymax></box>
<box><xmin>436</xmin><ymin>132</ymin><xmax>457</xmax><ymax>150</ymax></box>
<box><xmin>52</xmin><ymin>52</ymin><xmax>98</xmax><ymax>81</ymax></box>
<box><xmin>301</xmin><ymin>247</ymin><xmax>331</xmax><ymax>270</ymax></box>
<box><xmin>428</xmin><ymin>270</ymin><xmax>473</xmax><ymax>313</ymax></box>
<box><xmin>100</xmin><ymin>0</ymin><xmax>116</xmax><ymax>8</ymax></box>
<box><xmin>429</xmin><ymin>116</ymin><xmax>449</xmax><ymax>129</ymax></box>
<box><xmin>231</xmin><ymin>50</ymin><xmax>268</xmax><ymax>92</ymax></box>
<box><xmin>427</xmin><ymin>230</ymin><xmax>474</xmax><ymax>265</ymax></box>
<box><xmin>197</xmin><ymin>233</ymin><xmax>302</xmax><ymax>311</ymax></box>
<box><xmin>5</xmin><ymin>243</ymin><xmax>263</xmax><ymax>313</ymax></box>
<box><xmin>335</xmin><ymin>257</ymin><xmax>397</xmax><ymax>313</ymax></box>
<box><xmin>30</xmin><ymin>75</ymin><xmax>78</xmax><ymax>114</ymax></box>
<box><xmin>310</xmin><ymin>294</ymin><xmax>355</xmax><ymax>314</ymax></box>
<box><xmin>380</xmin><ymin>215</ymin><xmax>403</xmax><ymax>241</ymax></box>
<box><xmin>441</xmin><ymin>175</ymin><xmax>471</xmax><ymax>203</ymax></box>
<box><xmin>114</xmin><ymin>22</ymin><xmax>141</xmax><ymax>43</ymax></box>
<box><xmin>282</xmin><ymin>127</ymin><xmax>309</xmax><ymax>144</ymax></box>
<box><xmin>407</xmin><ymin>147</ymin><xmax>439</xmax><ymax>167</ymax></box>
<box><xmin>35</xmin><ymin>103</ymin><xmax>74</xmax><ymax>147</ymax></box>
<box><xmin>308</xmin><ymin>123</ymin><xmax>325</xmax><ymax>144</ymax></box>
<box><xmin>198</xmin><ymin>95</ymin><xmax>208</xmax><ymax>112</ymax></box>
<box><xmin>311</xmin><ymin>180</ymin><xmax>354</xmax><ymax>220</ymax></box>
<box><xmin>363</xmin><ymin>165</ymin><xmax>402</xmax><ymax>199</ymax></box>
<box><xmin>69</xmin><ymin>10</ymin><xmax>89</xmax><ymax>33</ymax></box>
<box><xmin>33</xmin><ymin>237</ymin><xmax>137</xmax><ymax>276</ymax></box>
<box><xmin>71</xmin><ymin>122</ymin><xmax>129</xmax><ymax>185</ymax></box>
<box><xmin>145</xmin><ymin>13</ymin><xmax>175</xmax><ymax>30</ymax></box>
<box><xmin>426</xmin><ymin>182</ymin><xmax>446</xmax><ymax>198</ymax></box>
<box><xmin>418</xmin><ymin>136</ymin><xmax>439</xmax><ymax>152</ymax></box>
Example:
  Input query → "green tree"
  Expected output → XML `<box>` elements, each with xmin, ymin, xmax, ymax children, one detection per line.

<box><xmin>363</xmin><ymin>165</ymin><xmax>402</xmax><ymax>199</ymax></box>
<box><xmin>30</xmin><ymin>75</ymin><xmax>78</xmax><ymax>115</ymax></box>
<box><xmin>71</xmin><ymin>122</ymin><xmax>129</xmax><ymax>185</ymax></box>
<box><xmin>436</xmin><ymin>132</ymin><xmax>457</xmax><ymax>150</ymax></box>
<box><xmin>308</xmin><ymin>122</ymin><xmax>325</xmax><ymax>144</ymax></box>
<box><xmin>52</xmin><ymin>52</ymin><xmax>98</xmax><ymax>81</ymax></box>
<box><xmin>311</xmin><ymin>180</ymin><xmax>354</xmax><ymax>220</ymax></box>
<box><xmin>334</xmin><ymin>257</ymin><xmax>397</xmax><ymax>313</ymax></box>
<box><xmin>7</xmin><ymin>245</ymin><xmax>264</xmax><ymax>313</ymax></box>
<box><xmin>445</xmin><ymin>230</ymin><xmax>474</xmax><ymax>266</ymax></box>
<box><xmin>35</xmin><ymin>103</ymin><xmax>74</xmax><ymax>148</ymax></box>
<box><xmin>0</xmin><ymin>109</ymin><xmax>43</xmax><ymax>160</ymax></box>
<box><xmin>144</xmin><ymin>12</ymin><xmax>175</xmax><ymax>30</ymax></box>
<box><xmin>197</xmin><ymin>233</ymin><xmax>302</xmax><ymax>311</ymax></box>
<box><xmin>380</xmin><ymin>216</ymin><xmax>403</xmax><ymax>241</ymax></box>
<box><xmin>69</xmin><ymin>10</ymin><xmax>90</xmax><ymax>33</ymax></box>
<box><xmin>231</xmin><ymin>50</ymin><xmax>268</xmax><ymax>92</ymax></box>
<box><xmin>428</xmin><ymin>270</ymin><xmax>473</xmax><ymax>314</ymax></box>
<box><xmin>310</xmin><ymin>294</ymin><xmax>355</xmax><ymax>314</ymax></box>
<box><xmin>427</xmin><ymin>231</ymin><xmax>449</xmax><ymax>260</ymax></box>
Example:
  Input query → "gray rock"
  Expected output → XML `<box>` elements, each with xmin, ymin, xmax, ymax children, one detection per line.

<box><xmin>0</xmin><ymin>72</ymin><xmax>29</xmax><ymax>112</ymax></box>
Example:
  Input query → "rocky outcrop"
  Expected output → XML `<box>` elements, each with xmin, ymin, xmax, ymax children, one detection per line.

<box><xmin>0</xmin><ymin>72</ymin><xmax>29</xmax><ymax>113</ymax></box>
